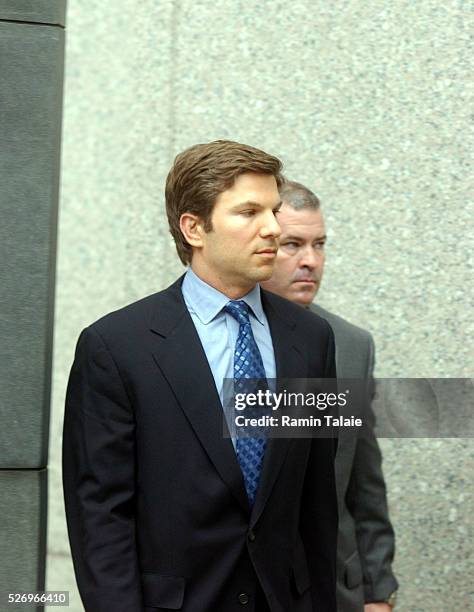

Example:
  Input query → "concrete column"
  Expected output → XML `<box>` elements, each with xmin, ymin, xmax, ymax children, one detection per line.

<box><xmin>0</xmin><ymin>1</ymin><xmax>66</xmax><ymax>609</ymax></box>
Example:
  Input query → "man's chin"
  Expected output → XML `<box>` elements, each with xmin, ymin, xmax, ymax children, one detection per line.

<box><xmin>252</xmin><ymin>265</ymin><xmax>276</xmax><ymax>282</ymax></box>
<box><xmin>292</xmin><ymin>288</ymin><xmax>318</xmax><ymax>306</ymax></box>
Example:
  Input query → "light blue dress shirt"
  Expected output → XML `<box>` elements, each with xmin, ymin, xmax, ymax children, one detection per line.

<box><xmin>181</xmin><ymin>267</ymin><xmax>276</xmax><ymax>408</ymax></box>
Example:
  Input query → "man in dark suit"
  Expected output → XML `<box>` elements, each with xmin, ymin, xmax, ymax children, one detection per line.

<box><xmin>261</xmin><ymin>181</ymin><xmax>398</xmax><ymax>612</ymax></box>
<box><xmin>63</xmin><ymin>141</ymin><xmax>338</xmax><ymax>612</ymax></box>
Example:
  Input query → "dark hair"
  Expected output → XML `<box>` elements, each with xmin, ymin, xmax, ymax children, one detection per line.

<box><xmin>279</xmin><ymin>180</ymin><xmax>320</xmax><ymax>210</ymax></box>
<box><xmin>165</xmin><ymin>140</ymin><xmax>284</xmax><ymax>264</ymax></box>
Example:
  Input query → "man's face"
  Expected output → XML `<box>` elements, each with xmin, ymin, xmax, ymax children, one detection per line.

<box><xmin>196</xmin><ymin>172</ymin><xmax>282</xmax><ymax>296</ymax></box>
<box><xmin>261</xmin><ymin>203</ymin><xmax>326</xmax><ymax>305</ymax></box>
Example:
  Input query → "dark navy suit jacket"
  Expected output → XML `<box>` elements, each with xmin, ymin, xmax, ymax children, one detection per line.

<box><xmin>63</xmin><ymin>278</ymin><xmax>338</xmax><ymax>612</ymax></box>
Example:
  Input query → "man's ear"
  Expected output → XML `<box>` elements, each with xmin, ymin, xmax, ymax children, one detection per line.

<box><xmin>179</xmin><ymin>213</ymin><xmax>205</xmax><ymax>249</ymax></box>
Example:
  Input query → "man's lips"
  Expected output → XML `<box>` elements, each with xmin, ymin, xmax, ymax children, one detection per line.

<box><xmin>255</xmin><ymin>247</ymin><xmax>277</xmax><ymax>255</ymax></box>
<box><xmin>293</xmin><ymin>279</ymin><xmax>318</xmax><ymax>284</ymax></box>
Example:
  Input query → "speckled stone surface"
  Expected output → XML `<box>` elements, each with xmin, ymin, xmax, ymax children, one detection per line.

<box><xmin>0</xmin><ymin>470</ymin><xmax>47</xmax><ymax>609</ymax></box>
<box><xmin>47</xmin><ymin>2</ymin><xmax>473</xmax><ymax>610</ymax></box>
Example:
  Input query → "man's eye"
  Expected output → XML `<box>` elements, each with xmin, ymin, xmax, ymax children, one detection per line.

<box><xmin>240</xmin><ymin>210</ymin><xmax>256</xmax><ymax>217</ymax></box>
<box><xmin>314</xmin><ymin>242</ymin><xmax>326</xmax><ymax>250</ymax></box>
<box><xmin>283</xmin><ymin>242</ymin><xmax>299</xmax><ymax>248</ymax></box>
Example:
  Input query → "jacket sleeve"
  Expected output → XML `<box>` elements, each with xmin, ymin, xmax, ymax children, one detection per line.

<box><xmin>62</xmin><ymin>326</ymin><xmax>143</xmax><ymax>612</ymax></box>
<box><xmin>345</xmin><ymin>335</ymin><xmax>399</xmax><ymax>603</ymax></box>
<box><xmin>302</xmin><ymin>320</ymin><xmax>338</xmax><ymax>612</ymax></box>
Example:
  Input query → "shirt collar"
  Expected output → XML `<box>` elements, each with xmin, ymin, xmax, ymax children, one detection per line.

<box><xmin>182</xmin><ymin>267</ymin><xmax>266</xmax><ymax>326</ymax></box>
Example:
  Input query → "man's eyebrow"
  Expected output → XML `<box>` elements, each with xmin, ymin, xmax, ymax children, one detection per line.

<box><xmin>281</xmin><ymin>234</ymin><xmax>304</xmax><ymax>242</ymax></box>
<box><xmin>281</xmin><ymin>234</ymin><xmax>327</xmax><ymax>242</ymax></box>
<box><xmin>232</xmin><ymin>200</ymin><xmax>283</xmax><ymax>209</ymax></box>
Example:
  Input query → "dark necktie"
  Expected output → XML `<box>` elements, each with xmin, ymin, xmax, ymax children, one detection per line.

<box><xmin>224</xmin><ymin>300</ymin><xmax>267</xmax><ymax>506</ymax></box>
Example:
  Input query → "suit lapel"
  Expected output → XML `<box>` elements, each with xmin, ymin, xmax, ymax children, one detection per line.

<box><xmin>250</xmin><ymin>291</ymin><xmax>308</xmax><ymax>527</ymax></box>
<box><xmin>149</xmin><ymin>278</ymin><xmax>249</xmax><ymax>514</ymax></box>
<box><xmin>148</xmin><ymin>280</ymin><xmax>310</xmax><ymax>522</ymax></box>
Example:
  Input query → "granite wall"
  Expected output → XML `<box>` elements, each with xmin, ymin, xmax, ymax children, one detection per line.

<box><xmin>48</xmin><ymin>1</ymin><xmax>473</xmax><ymax>610</ymax></box>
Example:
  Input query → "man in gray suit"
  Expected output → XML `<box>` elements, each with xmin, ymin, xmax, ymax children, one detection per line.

<box><xmin>262</xmin><ymin>181</ymin><xmax>398</xmax><ymax>612</ymax></box>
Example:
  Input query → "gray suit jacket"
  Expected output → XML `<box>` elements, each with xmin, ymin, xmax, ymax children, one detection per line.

<box><xmin>310</xmin><ymin>304</ymin><xmax>398</xmax><ymax>611</ymax></box>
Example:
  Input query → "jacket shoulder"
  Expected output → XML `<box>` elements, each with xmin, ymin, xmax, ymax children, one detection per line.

<box><xmin>309</xmin><ymin>303</ymin><xmax>373</xmax><ymax>347</ymax></box>
<box><xmin>262</xmin><ymin>289</ymin><xmax>334</xmax><ymax>337</ymax></box>
<box><xmin>87</xmin><ymin>277</ymin><xmax>184</xmax><ymax>340</ymax></box>
<box><xmin>90</xmin><ymin>293</ymin><xmax>157</xmax><ymax>331</ymax></box>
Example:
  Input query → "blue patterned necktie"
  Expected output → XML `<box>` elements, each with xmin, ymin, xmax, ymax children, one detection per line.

<box><xmin>224</xmin><ymin>300</ymin><xmax>267</xmax><ymax>507</ymax></box>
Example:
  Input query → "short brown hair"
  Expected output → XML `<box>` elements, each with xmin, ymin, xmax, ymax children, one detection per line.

<box><xmin>279</xmin><ymin>180</ymin><xmax>321</xmax><ymax>210</ymax></box>
<box><xmin>165</xmin><ymin>140</ymin><xmax>284</xmax><ymax>264</ymax></box>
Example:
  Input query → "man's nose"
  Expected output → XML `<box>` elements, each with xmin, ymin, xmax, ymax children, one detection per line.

<box><xmin>260</xmin><ymin>210</ymin><xmax>282</xmax><ymax>239</ymax></box>
<box><xmin>299</xmin><ymin>246</ymin><xmax>319</xmax><ymax>269</ymax></box>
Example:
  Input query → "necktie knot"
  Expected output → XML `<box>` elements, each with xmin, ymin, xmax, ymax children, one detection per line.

<box><xmin>224</xmin><ymin>300</ymin><xmax>251</xmax><ymax>326</ymax></box>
